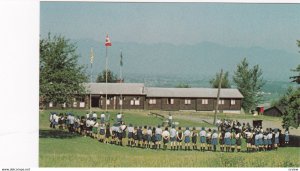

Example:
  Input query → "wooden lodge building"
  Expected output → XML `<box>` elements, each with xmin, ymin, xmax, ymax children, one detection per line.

<box><xmin>46</xmin><ymin>83</ymin><xmax>244</xmax><ymax>113</ymax></box>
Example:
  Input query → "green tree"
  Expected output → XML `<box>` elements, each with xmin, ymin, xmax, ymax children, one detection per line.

<box><xmin>209</xmin><ymin>71</ymin><xmax>231</xmax><ymax>88</ymax></box>
<box><xmin>96</xmin><ymin>69</ymin><xmax>118</xmax><ymax>83</ymax></box>
<box><xmin>40</xmin><ymin>33</ymin><xmax>87</xmax><ymax>106</ymax></box>
<box><xmin>233</xmin><ymin>58</ymin><xmax>265</xmax><ymax>113</ymax></box>
<box><xmin>176</xmin><ymin>83</ymin><xmax>191</xmax><ymax>88</ymax></box>
<box><xmin>280</xmin><ymin>87</ymin><xmax>300</xmax><ymax>129</ymax></box>
<box><xmin>289</xmin><ymin>64</ymin><xmax>300</xmax><ymax>84</ymax></box>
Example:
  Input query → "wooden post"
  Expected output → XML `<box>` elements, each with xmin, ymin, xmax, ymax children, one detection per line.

<box><xmin>214</xmin><ymin>69</ymin><xmax>223</xmax><ymax>125</ymax></box>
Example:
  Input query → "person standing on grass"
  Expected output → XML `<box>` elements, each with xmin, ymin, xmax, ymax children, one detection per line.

<box><xmin>176</xmin><ymin>126</ymin><xmax>183</xmax><ymax>150</ymax></box>
<box><xmin>89</xmin><ymin>118</ymin><xmax>96</xmax><ymax>138</ymax></box>
<box><xmin>151</xmin><ymin>126</ymin><xmax>156</xmax><ymax>149</ymax></box>
<box><xmin>211</xmin><ymin>129</ymin><xmax>218</xmax><ymax>152</ymax></box>
<box><xmin>79</xmin><ymin>116</ymin><xmax>86</xmax><ymax>136</ymax></box>
<box><xmin>142</xmin><ymin>125</ymin><xmax>148</xmax><ymax>148</ymax></box>
<box><xmin>92</xmin><ymin>111</ymin><xmax>97</xmax><ymax>120</ymax></box>
<box><xmin>224</xmin><ymin>129</ymin><xmax>231</xmax><ymax>152</ymax></box>
<box><xmin>120</xmin><ymin>122</ymin><xmax>127</xmax><ymax>146</ymax></box>
<box><xmin>147</xmin><ymin>126</ymin><xmax>152</xmax><ymax>148</ymax></box>
<box><xmin>206</xmin><ymin>128</ymin><xmax>212</xmax><ymax>151</ymax></box>
<box><xmin>191</xmin><ymin>127</ymin><xmax>198</xmax><ymax>150</ymax></box>
<box><xmin>85</xmin><ymin>118</ymin><xmax>91</xmax><ymax>136</ymax></box>
<box><xmin>92</xmin><ymin>118</ymin><xmax>99</xmax><ymax>139</ymax></box>
<box><xmin>244</xmin><ymin>128</ymin><xmax>252</xmax><ymax>152</ymax></box>
<box><xmin>98</xmin><ymin>123</ymin><xmax>105</xmax><ymax>143</ymax></box>
<box><xmin>184</xmin><ymin>127</ymin><xmax>191</xmax><ymax>151</ymax></box>
<box><xmin>58</xmin><ymin>113</ymin><xmax>64</xmax><ymax>130</ymax></box>
<box><xmin>137</xmin><ymin>126</ymin><xmax>143</xmax><ymax>148</ymax></box>
<box><xmin>170</xmin><ymin>125</ymin><xmax>177</xmax><ymax>150</ymax></box>
<box><xmin>285</xmin><ymin>129</ymin><xmax>289</xmax><ymax>145</ymax></box>
<box><xmin>104</xmin><ymin>123</ymin><xmax>111</xmax><ymax>144</ymax></box>
<box><xmin>100</xmin><ymin>112</ymin><xmax>105</xmax><ymax>124</ymax></box>
<box><xmin>199</xmin><ymin>127</ymin><xmax>206</xmax><ymax>152</ymax></box>
<box><xmin>86</xmin><ymin>112</ymin><xmax>90</xmax><ymax>120</ymax></box>
<box><xmin>133</xmin><ymin>126</ymin><xmax>138</xmax><ymax>147</ymax></box>
<box><xmin>49</xmin><ymin>112</ymin><xmax>54</xmax><ymax>128</ymax></box>
<box><xmin>155</xmin><ymin>125</ymin><xmax>163</xmax><ymax>149</ymax></box>
<box><xmin>258</xmin><ymin>130</ymin><xmax>264</xmax><ymax>151</ymax></box>
<box><xmin>127</xmin><ymin>124</ymin><xmax>134</xmax><ymax>147</ymax></box>
<box><xmin>116</xmin><ymin>113</ymin><xmax>122</xmax><ymax>124</ymax></box>
<box><xmin>230</xmin><ymin>129</ymin><xmax>236</xmax><ymax>152</ymax></box>
<box><xmin>162</xmin><ymin>127</ymin><xmax>170</xmax><ymax>150</ymax></box>
<box><xmin>274</xmin><ymin>129</ymin><xmax>279</xmax><ymax>150</ymax></box>
<box><xmin>219</xmin><ymin>130</ymin><xmax>225</xmax><ymax>152</ymax></box>
<box><xmin>263</xmin><ymin>130</ymin><xmax>268</xmax><ymax>151</ymax></box>
<box><xmin>251</xmin><ymin>129</ymin><xmax>256</xmax><ymax>152</ymax></box>
<box><xmin>69</xmin><ymin>113</ymin><xmax>76</xmax><ymax>133</ymax></box>
<box><xmin>235</xmin><ymin>129</ymin><xmax>242</xmax><ymax>152</ymax></box>
<box><xmin>267</xmin><ymin>129</ymin><xmax>273</xmax><ymax>150</ymax></box>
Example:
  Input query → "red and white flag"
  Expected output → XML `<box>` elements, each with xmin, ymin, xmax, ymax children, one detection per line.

<box><xmin>105</xmin><ymin>34</ymin><xmax>112</xmax><ymax>47</ymax></box>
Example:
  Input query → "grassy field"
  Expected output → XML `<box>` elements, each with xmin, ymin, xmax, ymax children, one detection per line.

<box><xmin>39</xmin><ymin>109</ymin><xmax>300</xmax><ymax>167</ymax></box>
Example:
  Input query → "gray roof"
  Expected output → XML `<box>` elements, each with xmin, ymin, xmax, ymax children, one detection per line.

<box><xmin>83</xmin><ymin>83</ymin><xmax>145</xmax><ymax>95</ymax></box>
<box><xmin>145</xmin><ymin>87</ymin><xmax>244</xmax><ymax>98</ymax></box>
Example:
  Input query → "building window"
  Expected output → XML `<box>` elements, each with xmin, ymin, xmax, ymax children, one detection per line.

<box><xmin>231</xmin><ymin>100</ymin><xmax>236</xmax><ymax>105</ymax></box>
<box><xmin>119</xmin><ymin>97</ymin><xmax>125</xmax><ymax>105</ymax></box>
<box><xmin>79</xmin><ymin>102</ymin><xmax>85</xmax><ymax>108</ymax></box>
<box><xmin>218</xmin><ymin>99</ymin><xmax>225</xmax><ymax>105</ymax></box>
<box><xmin>184</xmin><ymin>99</ymin><xmax>191</xmax><ymax>105</ymax></box>
<box><xmin>149</xmin><ymin>98</ymin><xmax>156</xmax><ymax>105</ymax></box>
<box><xmin>62</xmin><ymin>103</ymin><xmax>66</xmax><ymax>108</ymax></box>
<box><xmin>202</xmin><ymin>99</ymin><xmax>208</xmax><ymax>105</ymax></box>
<box><xmin>167</xmin><ymin>98</ymin><xmax>174</xmax><ymax>105</ymax></box>
<box><xmin>131</xmin><ymin>97</ymin><xmax>140</xmax><ymax>106</ymax></box>
<box><xmin>49</xmin><ymin>102</ymin><xmax>53</xmax><ymax>108</ymax></box>
<box><xmin>106</xmin><ymin>99</ymin><xmax>110</xmax><ymax>105</ymax></box>
<box><xmin>73</xmin><ymin>102</ymin><xmax>77</xmax><ymax>107</ymax></box>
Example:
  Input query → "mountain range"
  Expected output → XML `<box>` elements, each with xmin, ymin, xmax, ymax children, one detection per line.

<box><xmin>73</xmin><ymin>39</ymin><xmax>299</xmax><ymax>83</ymax></box>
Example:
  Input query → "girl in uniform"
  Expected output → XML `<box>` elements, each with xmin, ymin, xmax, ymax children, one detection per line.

<box><xmin>127</xmin><ymin>124</ymin><xmax>134</xmax><ymax>147</ymax></box>
<box><xmin>206</xmin><ymin>128</ymin><xmax>212</xmax><ymax>151</ymax></box>
<box><xmin>92</xmin><ymin>119</ymin><xmax>99</xmax><ymax>139</ymax></box>
<box><xmin>147</xmin><ymin>126</ymin><xmax>152</xmax><ymax>148</ymax></box>
<box><xmin>105</xmin><ymin>123</ymin><xmax>111</xmax><ymax>144</ymax></box>
<box><xmin>184</xmin><ymin>127</ymin><xmax>191</xmax><ymax>151</ymax></box>
<box><xmin>284</xmin><ymin>129</ymin><xmax>289</xmax><ymax>145</ymax></box>
<box><xmin>263</xmin><ymin>130</ymin><xmax>268</xmax><ymax>151</ymax></box>
<box><xmin>230</xmin><ymin>129</ymin><xmax>236</xmax><ymax>152</ymax></box>
<box><xmin>244</xmin><ymin>129</ymin><xmax>252</xmax><ymax>152</ymax></box>
<box><xmin>155</xmin><ymin>125</ymin><xmax>163</xmax><ymax>149</ymax></box>
<box><xmin>219</xmin><ymin>130</ymin><xmax>225</xmax><ymax>152</ymax></box>
<box><xmin>254</xmin><ymin>131</ymin><xmax>259</xmax><ymax>152</ymax></box>
<box><xmin>199</xmin><ymin>127</ymin><xmax>206</xmax><ymax>152</ymax></box>
<box><xmin>191</xmin><ymin>127</ymin><xmax>198</xmax><ymax>150</ymax></box>
<box><xmin>170</xmin><ymin>125</ymin><xmax>177</xmax><ymax>150</ymax></box>
<box><xmin>224</xmin><ymin>129</ymin><xmax>231</xmax><ymax>152</ymax></box>
<box><xmin>251</xmin><ymin>129</ymin><xmax>256</xmax><ymax>152</ymax></box>
<box><xmin>151</xmin><ymin>127</ymin><xmax>156</xmax><ymax>149</ymax></box>
<box><xmin>162</xmin><ymin>127</ymin><xmax>170</xmax><ymax>150</ymax></box>
<box><xmin>211</xmin><ymin>129</ymin><xmax>218</xmax><ymax>152</ymax></box>
<box><xmin>142</xmin><ymin>125</ymin><xmax>148</xmax><ymax>148</ymax></box>
<box><xmin>98</xmin><ymin>123</ymin><xmax>105</xmax><ymax>143</ymax></box>
<box><xmin>267</xmin><ymin>129</ymin><xmax>273</xmax><ymax>150</ymax></box>
<box><xmin>137</xmin><ymin>126</ymin><xmax>143</xmax><ymax>147</ymax></box>
<box><xmin>133</xmin><ymin>126</ymin><xmax>138</xmax><ymax>147</ymax></box>
<box><xmin>235</xmin><ymin>129</ymin><xmax>242</xmax><ymax>152</ymax></box>
<box><xmin>176</xmin><ymin>127</ymin><xmax>183</xmax><ymax>150</ymax></box>
<box><xmin>120</xmin><ymin>122</ymin><xmax>127</xmax><ymax>146</ymax></box>
<box><xmin>258</xmin><ymin>130</ymin><xmax>264</xmax><ymax>151</ymax></box>
<box><xmin>274</xmin><ymin>129</ymin><xmax>279</xmax><ymax>150</ymax></box>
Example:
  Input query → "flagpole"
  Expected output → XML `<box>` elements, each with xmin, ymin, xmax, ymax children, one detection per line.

<box><xmin>105</xmin><ymin>46</ymin><xmax>108</xmax><ymax>113</ymax></box>
<box><xmin>90</xmin><ymin>48</ymin><xmax>93</xmax><ymax>113</ymax></box>
<box><xmin>119</xmin><ymin>50</ymin><xmax>123</xmax><ymax>114</ymax></box>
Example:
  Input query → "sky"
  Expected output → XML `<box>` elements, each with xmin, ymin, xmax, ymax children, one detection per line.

<box><xmin>40</xmin><ymin>2</ymin><xmax>300</xmax><ymax>53</ymax></box>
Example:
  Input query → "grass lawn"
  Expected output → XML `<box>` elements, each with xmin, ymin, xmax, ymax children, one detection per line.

<box><xmin>39</xmin><ymin>109</ymin><xmax>300</xmax><ymax>167</ymax></box>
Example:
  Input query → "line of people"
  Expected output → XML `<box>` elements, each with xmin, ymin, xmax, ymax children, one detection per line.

<box><xmin>49</xmin><ymin>112</ymin><xmax>290</xmax><ymax>152</ymax></box>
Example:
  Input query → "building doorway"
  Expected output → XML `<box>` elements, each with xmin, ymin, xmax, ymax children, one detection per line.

<box><xmin>91</xmin><ymin>96</ymin><xmax>100</xmax><ymax>107</ymax></box>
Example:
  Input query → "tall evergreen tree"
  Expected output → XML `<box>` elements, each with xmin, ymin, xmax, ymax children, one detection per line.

<box><xmin>40</xmin><ymin>33</ymin><xmax>87</xmax><ymax>106</ymax></box>
<box><xmin>209</xmin><ymin>71</ymin><xmax>231</xmax><ymax>88</ymax></box>
<box><xmin>233</xmin><ymin>58</ymin><xmax>265</xmax><ymax>113</ymax></box>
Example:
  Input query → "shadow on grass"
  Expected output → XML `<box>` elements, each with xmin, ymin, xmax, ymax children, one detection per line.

<box><xmin>39</xmin><ymin>129</ymin><xmax>81</xmax><ymax>139</ymax></box>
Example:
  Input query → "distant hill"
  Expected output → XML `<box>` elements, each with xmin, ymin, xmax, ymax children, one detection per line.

<box><xmin>73</xmin><ymin>39</ymin><xmax>299</xmax><ymax>82</ymax></box>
